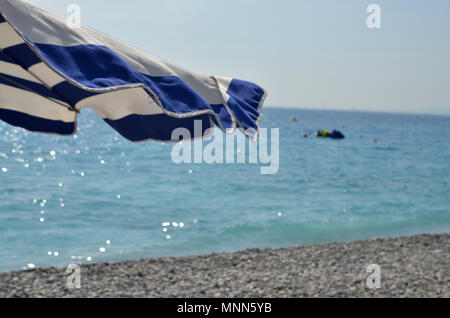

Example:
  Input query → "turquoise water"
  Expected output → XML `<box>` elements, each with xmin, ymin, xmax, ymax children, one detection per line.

<box><xmin>0</xmin><ymin>108</ymin><xmax>449</xmax><ymax>271</ymax></box>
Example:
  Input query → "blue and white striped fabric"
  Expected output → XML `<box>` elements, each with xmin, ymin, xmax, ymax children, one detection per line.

<box><xmin>0</xmin><ymin>0</ymin><xmax>266</xmax><ymax>142</ymax></box>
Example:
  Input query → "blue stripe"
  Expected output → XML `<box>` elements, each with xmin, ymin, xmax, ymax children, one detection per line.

<box><xmin>0</xmin><ymin>109</ymin><xmax>75</xmax><ymax>135</ymax></box>
<box><xmin>0</xmin><ymin>75</ymin><xmax>22</xmax><ymax>90</ymax></box>
<box><xmin>0</xmin><ymin>73</ymin><xmax>64</xmax><ymax>102</ymax></box>
<box><xmin>3</xmin><ymin>43</ymin><xmax>41</xmax><ymax>69</ymax></box>
<box><xmin>210</xmin><ymin>104</ymin><xmax>233</xmax><ymax>129</ymax></box>
<box><xmin>51</xmin><ymin>81</ymin><xmax>99</xmax><ymax>107</ymax></box>
<box><xmin>225</xmin><ymin>79</ymin><xmax>265</xmax><ymax>131</ymax></box>
<box><xmin>35</xmin><ymin>43</ymin><xmax>141</xmax><ymax>88</ymax></box>
<box><xmin>0</xmin><ymin>15</ymin><xmax>5</xmax><ymax>23</ymax></box>
<box><xmin>104</xmin><ymin>113</ymin><xmax>212</xmax><ymax>142</ymax></box>
<box><xmin>139</xmin><ymin>74</ymin><xmax>213</xmax><ymax>114</ymax></box>
<box><xmin>0</xmin><ymin>51</ymin><xmax>14</xmax><ymax>63</ymax></box>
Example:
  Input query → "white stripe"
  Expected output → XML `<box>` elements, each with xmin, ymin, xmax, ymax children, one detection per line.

<box><xmin>0</xmin><ymin>60</ymin><xmax>39</xmax><ymax>82</ymax></box>
<box><xmin>0</xmin><ymin>84</ymin><xmax>76</xmax><ymax>122</ymax></box>
<box><xmin>28</xmin><ymin>62</ymin><xmax>65</xmax><ymax>88</ymax></box>
<box><xmin>0</xmin><ymin>22</ymin><xmax>25</xmax><ymax>49</ymax></box>
<box><xmin>214</xmin><ymin>76</ymin><xmax>232</xmax><ymax>103</ymax></box>
<box><xmin>76</xmin><ymin>87</ymin><xmax>164</xmax><ymax>120</ymax></box>
<box><xmin>215</xmin><ymin>77</ymin><xmax>232</xmax><ymax>92</ymax></box>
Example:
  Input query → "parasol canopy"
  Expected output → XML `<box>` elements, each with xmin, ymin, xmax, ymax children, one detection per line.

<box><xmin>0</xmin><ymin>0</ymin><xmax>266</xmax><ymax>142</ymax></box>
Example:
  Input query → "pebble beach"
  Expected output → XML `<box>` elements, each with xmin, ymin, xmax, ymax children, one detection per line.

<box><xmin>0</xmin><ymin>233</ymin><xmax>448</xmax><ymax>298</ymax></box>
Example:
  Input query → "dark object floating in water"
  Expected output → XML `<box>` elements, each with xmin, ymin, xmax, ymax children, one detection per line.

<box><xmin>315</xmin><ymin>129</ymin><xmax>345</xmax><ymax>139</ymax></box>
<box><xmin>289</xmin><ymin>116</ymin><xmax>298</xmax><ymax>122</ymax></box>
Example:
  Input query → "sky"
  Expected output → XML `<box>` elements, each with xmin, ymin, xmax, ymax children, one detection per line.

<box><xmin>29</xmin><ymin>0</ymin><xmax>450</xmax><ymax>115</ymax></box>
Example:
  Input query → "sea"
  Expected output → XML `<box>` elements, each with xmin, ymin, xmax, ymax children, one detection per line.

<box><xmin>0</xmin><ymin>107</ymin><xmax>449</xmax><ymax>272</ymax></box>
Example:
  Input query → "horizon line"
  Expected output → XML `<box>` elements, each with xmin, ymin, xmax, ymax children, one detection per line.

<box><xmin>264</xmin><ymin>105</ymin><xmax>450</xmax><ymax>118</ymax></box>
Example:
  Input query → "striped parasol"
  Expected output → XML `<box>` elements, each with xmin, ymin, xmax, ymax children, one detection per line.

<box><xmin>0</xmin><ymin>0</ymin><xmax>266</xmax><ymax>142</ymax></box>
